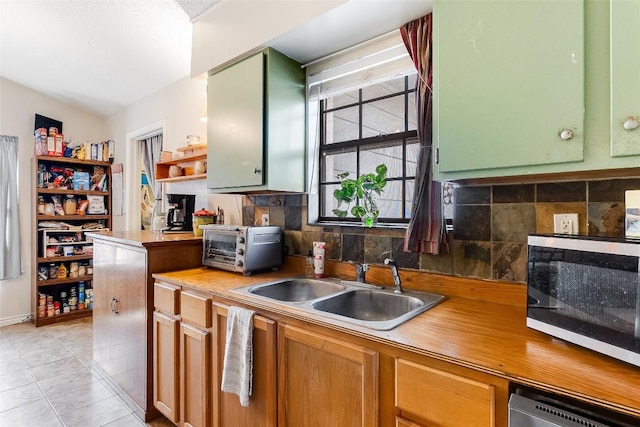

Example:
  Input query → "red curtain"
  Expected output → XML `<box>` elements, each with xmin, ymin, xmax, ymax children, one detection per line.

<box><xmin>401</xmin><ymin>14</ymin><xmax>448</xmax><ymax>255</ymax></box>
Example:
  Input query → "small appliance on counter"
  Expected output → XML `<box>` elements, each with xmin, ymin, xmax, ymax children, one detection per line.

<box><xmin>201</xmin><ymin>225</ymin><xmax>282</xmax><ymax>275</ymax></box>
<box><xmin>527</xmin><ymin>234</ymin><xmax>640</xmax><ymax>367</ymax></box>
<box><xmin>163</xmin><ymin>193</ymin><xmax>195</xmax><ymax>233</ymax></box>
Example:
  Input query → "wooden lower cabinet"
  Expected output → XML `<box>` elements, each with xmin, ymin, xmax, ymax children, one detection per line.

<box><xmin>278</xmin><ymin>324</ymin><xmax>379</xmax><ymax>427</ymax></box>
<box><xmin>151</xmin><ymin>286</ymin><xmax>513</xmax><ymax>427</ymax></box>
<box><xmin>152</xmin><ymin>311</ymin><xmax>180</xmax><ymax>423</ymax></box>
<box><xmin>396</xmin><ymin>417</ymin><xmax>422</xmax><ymax>427</ymax></box>
<box><xmin>395</xmin><ymin>357</ymin><xmax>509</xmax><ymax>427</ymax></box>
<box><xmin>212</xmin><ymin>303</ymin><xmax>277</xmax><ymax>427</ymax></box>
<box><xmin>180</xmin><ymin>322</ymin><xmax>212</xmax><ymax>427</ymax></box>
<box><xmin>180</xmin><ymin>290</ymin><xmax>213</xmax><ymax>427</ymax></box>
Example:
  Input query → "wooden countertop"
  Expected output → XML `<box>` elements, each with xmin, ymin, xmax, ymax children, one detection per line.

<box><xmin>153</xmin><ymin>263</ymin><xmax>640</xmax><ymax>418</ymax></box>
<box><xmin>87</xmin><ymin>229</ymin><xmax>201</xmax><ymax>248</ymax></box>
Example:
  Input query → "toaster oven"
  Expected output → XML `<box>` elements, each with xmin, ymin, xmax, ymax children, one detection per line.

<box><xmin>201</xmin><ymin>225</ymin><xmax>282</xmax><ymax>275</ymax></box>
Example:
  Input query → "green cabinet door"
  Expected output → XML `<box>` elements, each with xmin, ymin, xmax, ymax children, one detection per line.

<box><xmin>207</xmin><ymin>52</ymin><xmax>265</xmax><ymax>189</ymax></box>
<box><xmin>434</xmin><ymin>0</ymin><xmax>585</xmax><ymax>175</ymax></box>
<box><xmin>611</xmin><ymin>0</ymin><xmax>640</xmax><ymax>157</ymax></box>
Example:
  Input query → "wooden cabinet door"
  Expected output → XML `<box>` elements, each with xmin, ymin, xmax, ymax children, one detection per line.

<box><xmin>611</xmin><ymin>0</ymin><xmax>640</xmax><ymax>156</ymax></box>
<box><xmin>152</xmin><ymin>311</ymin><xmax>180</xmax><ymax>424</ymax></box>
<box><xmin>434</xmin><ymin>0</ymin><xmax>584</xmax><ymax>177</ymax></box>
<box><xmin>395</xmin><ymin>358</ymin><xmax>496</xmax><ymax>427</ymax></box>
<box><xmin>207</xmin><ymin>51</ymin><xmax>264</xmax><ymax>189</ymax></box>
<box><xmin>180</xmin><ymin>323</ymin><xmax>212</xmax><ymax>427</ymax></box>
<box><xmin>212</xmin><ymin>303</ymin><xmax>277</xmax><ymax>427</ymax></box>
<box><xmin>278</xmin><ymin>324</ymin><xmax>378</xmax><ymax>427</ymax></box>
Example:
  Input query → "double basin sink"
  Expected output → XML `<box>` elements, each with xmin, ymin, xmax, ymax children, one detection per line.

<box><xmin>231</xmin><ymin>277</ymin><xmax>446</xmax><ymax>330</ymax></box>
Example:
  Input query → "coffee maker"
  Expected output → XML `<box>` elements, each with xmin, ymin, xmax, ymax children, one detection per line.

<box><xmin>163</xmin><ymin>194</ymin><xmax>195</xmax><ymax>233</ymax></box>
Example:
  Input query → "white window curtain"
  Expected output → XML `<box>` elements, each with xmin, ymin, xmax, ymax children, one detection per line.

<box><xmin>0</xmin><ymin>135</ymin><xmax>22</xmax><ymax>280</ymax></box>
<box><xmin>141</xmin><ymin>133</ymin><xmax>163</xmax><ymax>214</ymax></box>
<box><xmin>305</xmin><ymin>29</ymin><xmax>416</xmax><ymax>100</ymax></box>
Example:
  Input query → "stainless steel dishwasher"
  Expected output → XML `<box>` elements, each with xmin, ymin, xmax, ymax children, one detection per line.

<box><xmin>508</xmin><ymin>392</ymin><xmax>638</xmax><ymax>427</ymax></box>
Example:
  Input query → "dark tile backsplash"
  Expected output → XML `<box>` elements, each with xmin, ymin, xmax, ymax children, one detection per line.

<box><xmin>244</xmin><ymin>177</ymin><xmax>640</xmax><ymax>284</ymax></box>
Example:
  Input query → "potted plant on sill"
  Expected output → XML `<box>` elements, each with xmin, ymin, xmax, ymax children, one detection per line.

<box><xmin>332</xmin><ymin>163</ymin><xmax>388</xmax><ymax>227</ymax></box>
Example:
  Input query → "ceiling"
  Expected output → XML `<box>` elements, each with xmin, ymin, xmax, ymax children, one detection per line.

<box><xmin>0</xmin><ymin>0</ymin><xmax>432</xmax><ymax>117</ymax></box>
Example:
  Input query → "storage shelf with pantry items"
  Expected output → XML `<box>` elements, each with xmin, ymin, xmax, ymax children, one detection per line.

<box><xmin>32</xmin><ymin>155</ymin><xmax>111</xmax><ymax>326</ymax></box>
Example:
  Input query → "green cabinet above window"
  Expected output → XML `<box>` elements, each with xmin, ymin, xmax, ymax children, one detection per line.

<box><xmin>611</xmin><ymin>0</ymin><xmax>640</xmax><ymax>157</ymax></box>
<box><xmin>207</xmin><ymin>48</ymin><xmax>306</xmax><ymax>193</ymax></box>
<box><xmin>433</xmin><ymin>0</ymin><xmax>585</xmax><ymax>177</ymax></box>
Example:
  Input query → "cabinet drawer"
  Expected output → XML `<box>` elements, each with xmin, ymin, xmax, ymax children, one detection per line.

<box><xmin>154</xmin><ymin>282</ymin><xmax>180</xmax><ymax>315</ymax></box>
<box><xmin>180</xmin><ymin>290</ymin><xmax>212</xmax><ymax>328</ymax></box>
<box><xmin>395</xmin><ymin>358</ymin><xmax>495</xmax><ymax>427</ymax></box>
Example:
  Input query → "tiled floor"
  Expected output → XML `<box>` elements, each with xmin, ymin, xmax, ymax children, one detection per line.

<box><xmin>0</xmin><ymin>317</ymin><xmax>173</xmax><ymax>427</ymax></box>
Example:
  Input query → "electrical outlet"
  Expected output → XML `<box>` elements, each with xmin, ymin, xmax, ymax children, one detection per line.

<box><xmin>261</xmin><ymin>214</ymin><xmax>270</xmax><ymax>226</ymax></box>
<box><xmin>553</xmin><ymin>213</ymin><xmax>579</xmax><ymax>234</ymax></box>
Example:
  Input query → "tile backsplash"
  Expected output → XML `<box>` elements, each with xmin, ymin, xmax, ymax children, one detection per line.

<box><xmin>243</xmin><ymin>177</ymin><xmax>640</xmax><ymax>284</ymax></box>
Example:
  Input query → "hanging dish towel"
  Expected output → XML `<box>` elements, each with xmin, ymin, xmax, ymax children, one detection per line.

<box><xmin>221</xmin><ymin>306</ymin><xmax>255</xmax><ymax>407</ymax></box>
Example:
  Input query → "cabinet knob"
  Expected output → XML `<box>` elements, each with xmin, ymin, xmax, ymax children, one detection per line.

<box><xmin>623</xmin><ymin>116</ymin><xmax>639</xmax><ymax>131</ymax></box>
<box><xmin>253</xmin><ymin>168</ymin><xmax>262</xmax><ymax>174</ymax></box>
<box><xmin>559</xmin><ymin>129</ymin><xmax>574</xmax><ymax>140</ymax></box>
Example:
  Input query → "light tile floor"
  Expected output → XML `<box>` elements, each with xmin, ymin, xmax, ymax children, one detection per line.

<box><xmin>0</xmin><ymin>317</ymin><xmax>173</xmax><ymax>427</ymax></box>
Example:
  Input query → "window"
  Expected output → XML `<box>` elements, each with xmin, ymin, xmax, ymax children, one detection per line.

<box><xmin>304</xmin><ymin>30</ymin><xmax>418</xmax><ymax>225</ymax></box>
<box><xmin>318</xmin><ymin>75</ymin><xmax>418</xmax><ymax>224</ymax></box>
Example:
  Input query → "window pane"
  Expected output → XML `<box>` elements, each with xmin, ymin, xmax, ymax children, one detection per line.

<box><xmin>320</xmin><ymin>184</ymin><xmax>342</xmax><ymax>217</ymax></box>
<box><xmin>321</xmin><ymin>149</ymin><xmax>357</xmax><ymax>183</ymax></box>
<box><xmin>362</xmin><ymin>95</ymin><xmax>405</xmax><ymax>138</ymax></box>
<box><xmin>408</xmin><ymin>93</ymin><xmax>417</xmax><ymax>131</ymax></box>
<box><xmin>406</xmin><ymin>139</ymin><xmax>419</xmax><ymax>177</ymax></box>
<box><xmin>377</xmin><ymin>180</ymin><xmax>403</xmax><ymax>219</ymax></box>
<box><xmin>324</xmin><ymin>106</ymin><xmax>359</xmax><ymax>144</ymax></box>
<box><xmin>327</xmin><ymin>91</ymin><xmax>359</xmax><ymax>109</ymax></box>
<box><xmin>361</xmin><ymin>142</ymin><xmax>403</xmax><ymax>178</ymax></box>
<box><xmin>405</xmin><ymin>180</ymin><xmax>415</xmax><ymax>218</ymax></box>
<box><xmin>362</xmin><ymin>78</ymin><xmax>405</xmax><ymax>101</ymax></box>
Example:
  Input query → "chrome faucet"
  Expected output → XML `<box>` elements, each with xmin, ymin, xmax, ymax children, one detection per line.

<box><xmin>384</xmin><ymin>258</ymin><xmax>403</xmax><ymax>294</ymax></box>
<box><xmin>355</xmin><ymin>262</ymin><xmax>369</xmax><ymax>283</ymax></box>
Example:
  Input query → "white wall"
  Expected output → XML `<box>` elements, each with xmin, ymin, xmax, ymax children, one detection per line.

<box><xmin>0</xmin><ymin>77</ymin><xmax>109</xmax><ymax>325</ymax></box>
<box><xmin>106</xmin><ymin>74</ymin><xmax>209</xmax><ymax>231</ymax></box>
<box><xmin>191</xmin><ymin>0</ymin><xmax>344</xmax><ymax>76</ymax></box>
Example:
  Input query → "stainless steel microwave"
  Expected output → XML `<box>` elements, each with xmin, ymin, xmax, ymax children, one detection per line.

<box><xmin>527</xmin><ymin>234</ymin><xmax>640</xmax><ymax>367</ymax></box>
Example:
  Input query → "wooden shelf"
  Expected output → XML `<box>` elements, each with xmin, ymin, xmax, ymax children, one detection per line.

<box><xmin>37</xmin><ymin>188</ymin><xmax>110</xmax><ymax>196</ymax></box>
<box><xmin>37</xmin><ymin>275</ymin><xmax>94</xmax><ymax>287</ymax></box>
<box><xmin>36</xmin><ymin>155</ymin><xmax>111</xmax><ymax>167</ymax></box>
<box><xmin>37</xmin><ymin>254</ymin><xmax>93</xmax><ymax>263</ymax></box>
<box><xmin>157</xmin><ymin>173</ymin><xmax>206</xmax><ymax>183</ymax></box>
<box><xmin>156</xmin><ymin>153</ymin><xmax>207</xmax><ymax>167</ymax></box>
<box><xmin>34</xmin><ymin>308</ymin><xmax>92</xmax><ymax>326</ymax></box>
<box><xmin>33</xmin><ymin>152</ymin><xmax>111</xmax><ymax>326</ymax></box>
<box><xmin>37</xmin><ymin>215</ymin><xmax>110</xmax><ymax>221</ymax></box>
<box><xmin>156</xmin><ymin>152</ymin><xmax>207</xmax><ymax>182</ymax></box>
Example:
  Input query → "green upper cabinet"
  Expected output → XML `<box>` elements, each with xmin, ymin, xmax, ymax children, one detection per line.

<box><xmin>611</xmin><ymin>0</ymin><xmax>640</xmax><ymax>157</ymax></box>
<box><xmin>434</xmin><ymin>0</ymin><xmax>585</xmax><ymax>176</ymax></box>
<box><xmin>207</xmin><ymin>48</ymin><xmax>306</xmax><ymax>192</ymax></box>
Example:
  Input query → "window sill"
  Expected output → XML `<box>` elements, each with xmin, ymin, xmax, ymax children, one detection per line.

<box><xmin>307</xmin><ymin>221</ymin><xmax>409</xmax><ymax>230</ymax></box>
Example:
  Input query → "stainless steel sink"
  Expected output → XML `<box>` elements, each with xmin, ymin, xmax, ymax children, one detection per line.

<box><xmin>245</xmin><ymin>278</ymin><xmax>346</xmax><ymax>302</ymax></box>
<box><xmin>311</xmin><ymin>289</ymin><xmax>445</xmax><ymax>330</ymax></box>
<box><xmin>230</xmin><ymin>276</ymin><xmax>445</xmax><ymax>330</ymax></box>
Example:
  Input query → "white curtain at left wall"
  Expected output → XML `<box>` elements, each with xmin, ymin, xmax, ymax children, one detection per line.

<box><xmin>0</xmin><ymin>135</ymin><xmax>22</xmax><ymax>280</ymax></box>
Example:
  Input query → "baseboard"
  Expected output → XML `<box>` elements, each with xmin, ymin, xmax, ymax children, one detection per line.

<box><xmin>0</xmin><ymin>314</ymin><xmax>32</xmax><ymax>328</ymax></box>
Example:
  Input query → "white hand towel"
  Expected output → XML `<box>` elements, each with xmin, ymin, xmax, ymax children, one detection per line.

<box><xmin>221</xmin><ymin>306</ymin><xmax>255</xmax><ymax>407</ymax></box>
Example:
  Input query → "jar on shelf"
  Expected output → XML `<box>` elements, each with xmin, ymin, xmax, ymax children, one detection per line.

<box><xmin>63</xmin><ymin>195</ymin><xmax>77</xmax><ymax>215</ymax></box>
<box><xmin>38</xmin><ymin>196</ymin><xmax>45</xmax><ymax>214</ymax></box>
